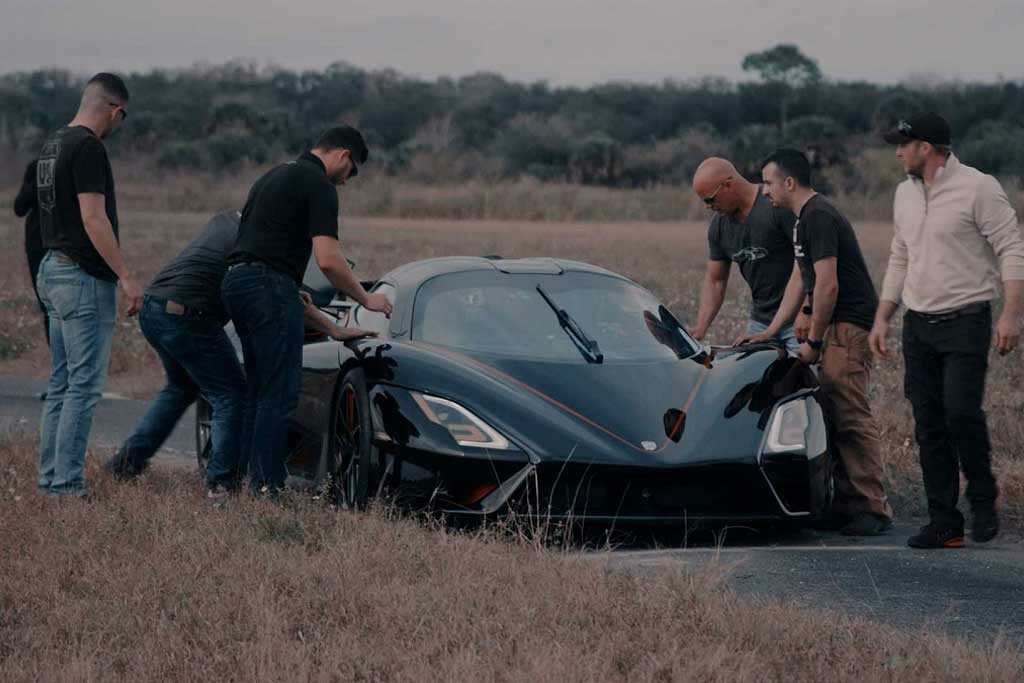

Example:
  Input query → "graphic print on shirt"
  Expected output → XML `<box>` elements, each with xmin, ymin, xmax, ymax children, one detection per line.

<box><xmin>792</xmin><ymin>222</ymin><xmax>805</xmax><ymax>258</ymax></box>
<box><xmin>730</xmin><ymin>246</ymin><xmax>769</xmax><ymax>264</ymax></box>
<box><xmin>37</xmin><ymin>136</ymin><xmax>60</xmax><ymax>213</ymax></box>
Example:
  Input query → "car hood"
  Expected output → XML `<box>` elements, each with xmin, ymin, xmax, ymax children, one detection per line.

<box><xmin>390</xmin><ymin>342</ymin><xmax>815</xmax><ymax>467</ymax></box>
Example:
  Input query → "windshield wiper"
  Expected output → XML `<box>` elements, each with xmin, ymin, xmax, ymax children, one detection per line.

<box><xmin>536</xmin><ymin>284</ymin><xmax>604</xmax><ymax>364</ymax></box>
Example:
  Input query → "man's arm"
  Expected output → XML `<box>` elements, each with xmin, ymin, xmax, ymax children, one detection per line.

<box><xmin>974</xmin><ymin>175</ymin><xmax>1024</xmax><ymax>355</ymax></box>
<box><xmin>78</xmin><ymin>193</ymin><xmax>142</xmax><ymax>315</ymax></box>
<box><xmin>312</xmin><ymin>235</ymin><xmax>392</xmax><ymax>316</ymax></box>
<box><xmin>737</xmin><ymin>261</ymin><xmax>803</xmax><ymax>344</ymax></box>
<box><xmin>871</xmin><ymin>191</ymin><xmax>910</xmax><ymax>359</ymax></box>
<box><xmin>807</xmin><ymin>257</ymin><xmax>838</xmax><ymax>342</ymax></box>
<box><xmin>14</xmin><ymin>161</ymin><xmax>36</xmax><ymax>218</ymax></box>
<box><xmin>869</xmin><ymin>300</ymin><xmax>900</xmax><ymax>358</ymax></box>
<box><xmin>692</xmin><ymin>260</ymin><xmax>730</xmax><ymax>341</ymax></box>
<box><xmin>300</xmin><ymin>293</ymin><xmax>377</xmax><ymax>342</ymax></box>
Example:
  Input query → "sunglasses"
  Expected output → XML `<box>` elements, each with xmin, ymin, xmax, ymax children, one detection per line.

<box><xmin>702</xmin><ymin>178</ymin><xmax>729</xmax><ymax>205</ymax></box>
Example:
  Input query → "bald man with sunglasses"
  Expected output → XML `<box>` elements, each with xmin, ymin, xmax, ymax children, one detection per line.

<box><xmin>691</xmin><ymin>157</ymin><xmax>801</xmax><ymax>351</ymax></box>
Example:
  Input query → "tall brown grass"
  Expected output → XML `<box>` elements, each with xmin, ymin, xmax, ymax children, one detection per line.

<box><xmin>1</xmin><ymin>437</ymin><xmax>1022</xmax><ymax>681</ymax></box>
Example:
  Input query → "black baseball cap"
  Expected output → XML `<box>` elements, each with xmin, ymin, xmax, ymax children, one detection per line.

<box><xmin>883</xmin><ymin>112</ymin><xmax>952</xmax><ymax>146</ymax></box>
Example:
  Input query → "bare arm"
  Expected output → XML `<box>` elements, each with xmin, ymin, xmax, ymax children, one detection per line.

<box><xmin>300</xmin><ymin>294</ymin><xmax>376</xmax><ymax>341</ymax></box>
<box><xmin>79</xmin><ymin>193</ymin><xmax>142</xmax><ymax>315</ymax></box>
<box><xmin>808</xmin><ymin>258</ymin><xmax>839</xmax><ymax>343</ymax></box>
<box><xmin>692</xmin><ymin>260</ymin><xmax>730</xmax><ymax>340</ymax></box>
<box><xmin>741</xmin><ymin>262</ymin><xmax>803</xmax><ymax>343</ymax></box>
<box><xmin>312</xmin><ymin>235</ymin><xmax>392</xmax><ymax>316</ymax></box>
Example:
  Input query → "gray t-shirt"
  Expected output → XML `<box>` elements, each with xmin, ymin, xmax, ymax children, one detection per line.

<box><xmin>707</xmin><ymin>192</ymin><xmax>796</xmax><ymax>325</ymax></box>
<box><xmin>146</xmin><ymin>210</ymin><xmax>241</xmax><ymax>321</ymax></box>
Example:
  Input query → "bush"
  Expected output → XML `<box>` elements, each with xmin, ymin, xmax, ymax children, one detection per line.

<box><xmin>960</xmin><ymin>120</ymin><xmax>1024</xmax><ymax>176</ymax></box>
<box><xmin>156</xmin><ymin>141</ymin><xmax>205</xmax><ymax>171</ymax></box>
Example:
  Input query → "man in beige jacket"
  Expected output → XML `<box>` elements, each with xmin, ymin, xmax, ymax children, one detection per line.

<box><xmin>869</xmin><ymin>112</ymin><xmax>1024</xmax><ymax>549</ymax></box>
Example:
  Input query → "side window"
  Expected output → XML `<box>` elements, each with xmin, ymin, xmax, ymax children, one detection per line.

<box><xmin>354</xmin><ymin>282</ymin><xmax>396</xmax><ymax>335</ymax></box>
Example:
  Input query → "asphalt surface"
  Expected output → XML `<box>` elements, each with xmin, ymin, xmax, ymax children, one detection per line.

<box><xmin>3</xmin><ymin>374</ymin><xmax>1022</xmax><ymax>644</ymax></box>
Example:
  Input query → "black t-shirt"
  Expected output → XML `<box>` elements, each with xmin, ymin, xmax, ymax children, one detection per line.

<box><xmin>793</xmin><ymin>195</ymin><xmax>878</xmax><ymax>330</ymax></box>
<box><xmin>228</xmin><ymin>152</ymin><xmax>339</xmax><ymax>283</ymax></box>
<box><xmin>146</xmin><ymin>210</ymin><xmax>241</xmax><ymax>322</ymax></box>
<box><xmin>37</xmin><ymin>126</ymin><xmax>119</xmax><ymax>282</ymax></box>
<box><xmin>708</xmin><ymin>192</ymin><xmax>796</xmax><ymax>324</ymax></box>
<box><xmin>14</xmin><ymin>160</ymin><xmax>44</xmax><ymax>260</ymax></box>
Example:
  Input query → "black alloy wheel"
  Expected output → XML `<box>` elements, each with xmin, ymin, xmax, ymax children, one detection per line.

<box><xmin>332</xmin><ymin>369</ymin><xmax>372</xmax><ymax>509</ymax></box>
<box><xmin>195</xmin><ymin>397</ymin><xmax>213</xmax><ymax>477</ymax></box>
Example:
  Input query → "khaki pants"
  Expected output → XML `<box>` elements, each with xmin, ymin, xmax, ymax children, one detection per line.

<box><xmin>818</xmin><ymin>322</ymin><xmax>892</xmax><ymax>520</ymax></box>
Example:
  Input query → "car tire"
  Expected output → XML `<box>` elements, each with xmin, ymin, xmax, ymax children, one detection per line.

<box><xmin>195</xmin><ymin>397</ymin><xmax>213</xmax><ymax>477</ymax></box>
<box><xmin>331</xmin><ymin>368</ymin><xmax>373</xmax><ymax>509</ymax></box>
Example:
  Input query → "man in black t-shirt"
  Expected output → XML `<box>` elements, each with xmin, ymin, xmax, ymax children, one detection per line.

<box><xmin>34</xmin><ymin>73</ymin><xmax>143</xmax><ymax>498</ymax></box>
<box><xmin>691</xmin><ymin>157</ymin><xmax>800</xmax><ymax>351</ymax></box>
<box><xmin>222</xmin><ymin>125</ymin><xmax>392</xmax><ymax>495</ymax></box>
<box><xmin>757</xmin><ymin>148</ymin><xmax>892</xmax><ymax>537</ymax></box>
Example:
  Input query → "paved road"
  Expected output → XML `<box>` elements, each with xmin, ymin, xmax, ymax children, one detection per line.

<box><xmin>3</xmin><ymin>375</ymin><xmax>1022</xmax><ymax>644</ymax></box>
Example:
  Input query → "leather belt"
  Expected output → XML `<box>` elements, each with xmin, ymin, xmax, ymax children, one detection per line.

<box><xmin>910</xmin><ymin>302</ymin><xmax>989</xmax><ymax>324</ymax></box>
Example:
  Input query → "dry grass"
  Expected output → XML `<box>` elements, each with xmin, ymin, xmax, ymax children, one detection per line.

<box><xmin>1</xmin><ymin>437</ymin><xmax>1021</xmax><ymax>681</ymax></box>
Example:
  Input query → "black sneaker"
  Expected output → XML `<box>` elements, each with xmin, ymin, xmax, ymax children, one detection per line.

<box><xmin>907</xmin><ymin>524</ymin><xmax>965</xmax><ymax>549</ymax></box>
<box><xmin>841</xmin><ymin>513</ymin><xmax>894</xmax><ymax>537</ymax></box>
<box><xmin>971</xmin><ymin>508</ymin><xmax>999</xmax><ymax>543</ymax></box>
<box><xmin>104</xmin><ymin>451</ymin><xmax>147</xmax><ymax>480</ymax></box>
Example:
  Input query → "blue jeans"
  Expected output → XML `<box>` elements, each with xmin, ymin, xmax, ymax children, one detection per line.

<box><xmin>747</xmin><ymin>319</ymin><xmax>800</xmax><ymax>353</ymax></box>
<box><xmin>36</xmin><ymin>251</ymin><xmax>116</xmax><ymax>496</ymax></box>
<box><xmin>117</xmin><ymin>295</ymin><xmax>245</xmax><ymax>487</ymax></box>
<box><xmin>221</xmin><ymin>262</ymin><xmax>304</xmax><ymax>493</ymax></box>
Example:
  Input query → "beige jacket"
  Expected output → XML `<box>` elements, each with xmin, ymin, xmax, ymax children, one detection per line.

<box><xmin>880</xmin><ymin>154</ymin><xmax>1024</xmax><ymax>313</ymax></box>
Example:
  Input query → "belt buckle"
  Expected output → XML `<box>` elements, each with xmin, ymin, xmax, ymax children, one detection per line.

<box><xmin>166</xmin><ymin>300</ymin><xmax>186</xmax><ymax>315</ymax></box>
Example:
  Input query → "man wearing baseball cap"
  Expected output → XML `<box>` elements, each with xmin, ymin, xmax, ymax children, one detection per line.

<box><xmin>870</xmin><ymin>112</ymin><xmax>1024</xmax><ymax>548</ymax></box>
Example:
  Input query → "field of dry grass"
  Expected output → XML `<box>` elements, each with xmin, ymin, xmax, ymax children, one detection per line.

<box><xmin>1</xmin><ymin>437</ymin><xmax>1023</xmax><ymax>681</ymax></box>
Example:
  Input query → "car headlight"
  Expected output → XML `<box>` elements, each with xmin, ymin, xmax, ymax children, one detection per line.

<box><xmin>764</xmin><ymin>399</ymin><xmax>809</xmax><ymax>454</ymax></box>
<box><xmin>411</xmin><ymin>392</ymin><xmax>511</xmax><ymax>449</ymax></box>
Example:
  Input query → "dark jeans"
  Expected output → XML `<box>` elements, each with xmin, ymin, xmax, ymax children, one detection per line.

<box><xmin>118</xmin><ymin>295</ymin><xmax>245</xmax><ymax>487</ymax></box>
<box><xmin>903</xmin><ymin>306</ymin><xmax>997</xmax><ymax>530</ymax></box>
<box><xmin>221</xmin><ymin>262</ymin><xmax>304</xmax><ymax>493</ymax></box>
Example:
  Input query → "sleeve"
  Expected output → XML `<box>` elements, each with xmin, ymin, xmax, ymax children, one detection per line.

<box><xmin>307</xmin><ymin>180</ymin><xmax>340</xmax><ymax>240</ymax></box>
<box><xmin>804</xmin><ymin>211</ymin><xmax>839</xmax><ymax>262</ymax></box>
<box><xmin>70</xmin><ymin>138</ymin><xmax>109</xmax><ymax>195</ymax></box>
<box><xmin>707</xmin><ymin>219</ymin><xmax>729</xmax><ymax>261</ymax></box>
<box><xmin>974</xmin><ymin>174</ymin><xmax>1024</xmax><ymax>282</ymax></box>
<box><xmin>774</xmin><ymin>206</ymin><xmax>796</xmax><ymax>244</ymax></box>
<box><xmin>13</xmin><ymin>160</ymin><xmax>37</xmax><ymax>217</ymax></box>
<box><xmin>880</xmin><ymin>188</ymin><xmax>908</xmax><ymax>304</ymax></box>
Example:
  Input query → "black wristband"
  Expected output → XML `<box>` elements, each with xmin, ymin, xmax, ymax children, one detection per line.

<box><xmin>801</xmin><ymin>305</ymin><xmax>813</xmax><ymax>315</ymax></box>
<box><xmin>807</xmin><ymin>338</ymin><xmax>824</xmax><ymax>350</ymax></box>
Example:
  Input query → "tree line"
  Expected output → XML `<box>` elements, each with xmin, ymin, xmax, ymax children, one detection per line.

<box><xmin>1</xmin><ymin>46</ymin><xmax>1022</xmax><ymax>191</ymax></box>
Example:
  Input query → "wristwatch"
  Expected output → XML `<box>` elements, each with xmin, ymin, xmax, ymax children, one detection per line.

<box><xmin>801</xmin><ymin>305</ymin><xmax>813</xmax><ymax>315</ymax></box>
<box><xmin>806</xmin><ymin>339</ymin><xmax>824</xmax><ymax>350</ymax></box>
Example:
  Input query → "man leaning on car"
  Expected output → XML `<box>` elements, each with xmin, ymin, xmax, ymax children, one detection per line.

<box><xmin>221</xmin><ymin>125</ymin><xmax>392</xmax><ymax>497</ymax></box>
<box><xmin>690</xmin><ymin>157</ymin><xmax>801</xmax><ymax>352</ymax></box>
<box><xmin>870</xmin><ymin>112</ymin><xmax>1024</xmax><ymax>549</ymax></box>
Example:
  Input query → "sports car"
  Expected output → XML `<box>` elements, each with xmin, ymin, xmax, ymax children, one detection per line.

<box><xmin>197</xmin><ymin>255</ymin><xmax>834</xmax><ymax>524</ymax></box>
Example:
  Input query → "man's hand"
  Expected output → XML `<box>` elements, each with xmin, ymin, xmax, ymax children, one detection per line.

<box><xmin>793</xmin><ymin>312</ymin><xmax>812</xmax><ymax>342</ymax></box>
<box><xmin>734</xmin><ymin>330</ymin><xmax>774</xmax><ymax>346</ymax></box>
<box><xmin>330</xmin><ymin>326</ymin><xmax>378</xmax><ymax>342</ymax></box>
<box><xmin>868</xmin><ymin>320</ymin><xmax>891</xmax><ymax>359</ymax></box>
<box><xmin>299</xmin><ymin>291</ymin><xmax>313</xmax><ymax>306</ymax></box>
<box><xmin>994</xmin><ymin>312</ymin><xmax>1021</xmax><ymax>355</ymax></box>
<box><xmin>796</xmin><ymin>341</ymin><xmax>821</xmax><ymax>365</ymax></box>
<box><xmin>120</xmin><ymin>275</ymin><xmax>143</xmax><ymax>316</ymax></box>
<box><xmin>363</xmin><ymin>292</ymin><xmax>393</xmax><ymax>317</ymax></box>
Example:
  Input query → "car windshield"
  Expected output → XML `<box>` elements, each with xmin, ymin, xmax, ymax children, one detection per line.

<box><xmin>411</xmin><ymin>270</ymin><xmax>700</xmax><ymax>362</ymax></box>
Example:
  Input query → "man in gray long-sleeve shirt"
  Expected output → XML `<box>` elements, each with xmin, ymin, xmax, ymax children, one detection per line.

<box><xmin>869</xmin><ymin>112</ymin><xmax>1024</xmax><ymax>549</ymax></box>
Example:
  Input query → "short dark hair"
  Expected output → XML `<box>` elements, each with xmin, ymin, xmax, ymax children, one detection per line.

<box><xmin>314</xmin><ymin>125</ymin><xmax>369</xmax><ymax>164</ymax></box>
<box><xmin>762</xmin><ymin>148</ymin><xmax>811</xmax><ymax>187</ymax></box>
<box><xmin>87</xmin><ymin>72</ymin><xmax>130</xmax><ymax>102</ymax></box>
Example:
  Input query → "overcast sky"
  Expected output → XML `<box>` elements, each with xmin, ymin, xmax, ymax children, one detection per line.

<box><xmin>2</xmin><ymin>0</ymin><xmax>1020</xmax><ymax>85</ymax></box>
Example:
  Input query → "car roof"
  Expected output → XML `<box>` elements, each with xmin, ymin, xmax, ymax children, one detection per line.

<box><xmin>380</xmin><ymin>256</ymin><xmax>631</xmax><ymax>290</ymax></box>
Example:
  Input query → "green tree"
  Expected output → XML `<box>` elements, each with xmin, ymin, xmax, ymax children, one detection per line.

<box><xmin>742</xmin><ymin>44</ymin><xmax>822</xmax><ymax>130</ymax></box>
